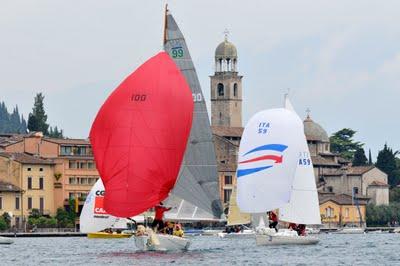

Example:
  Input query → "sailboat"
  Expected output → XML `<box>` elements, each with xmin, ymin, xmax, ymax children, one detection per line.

<box><xmin>237</xmin><ymin>96</ymin><xmax>320</xmax><ymax>245</ymax></box>
<box><xmin>80</xmin><ymin>179</ymin><xmax>143</xmax><ymax>239</ymax></box>
<box><xmin>86</xmin><ymin>7</ymin><xmax>222</xmax><ymax>251</ymax></box>
<box><xmin>217</xmin><ymin>186</ymin><xmax>254</xmax><ymax>238</ymax></box>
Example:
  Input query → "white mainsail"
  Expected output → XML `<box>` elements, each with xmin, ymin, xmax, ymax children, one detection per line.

<box><xmin>278</xmin><ymin>97</ymin><xmax>321</xmax><ymax>224</ymax></box>
<box><xmin>236</xmin><ymin>108</ymin><xmax>304</xmax><ymax>213</ymax></box>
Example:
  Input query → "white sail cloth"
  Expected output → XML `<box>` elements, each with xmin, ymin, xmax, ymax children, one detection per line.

<box><xmin>80</xmin><ymin>179</ymin><xmax>144</xmax><ymax>233</ymax></box>
<box><xmin>80</xmin><ymin>179</ymin><xmax>117</xmax><ymax>233</ymax></box>
<box><xmin>237</xmin><ymin>108</ymin><xmax>303</xmax><ymax>213</ymax></box>
<box><xmin>279</xmin><ymin>97</ymin><xmax>321</xmax><ymax>224</ymax></box>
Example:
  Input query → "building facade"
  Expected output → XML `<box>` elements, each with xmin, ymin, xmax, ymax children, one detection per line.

<box><xmin>0</xmin><ymin>132</ymin><xmax>99</xmax><ymax>215</ymax></box>
<box><xmin>0</xmin><ymin>152</ymin><xmax>55</xmax><ymax>229</ymax></box>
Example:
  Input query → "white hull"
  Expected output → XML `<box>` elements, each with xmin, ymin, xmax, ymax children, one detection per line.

<box><xmin>0</xmin><ymin>236</ymin><xmax>14</xmax><ymax>245</ymax></box>
<box><xmin>256</xmin><ymin>233</ymin><xmax>319</xmax><ymax>245</ymax></box>
<box><xmin>218</xmin><ymin>230</ymin><xmax>255</xmax><ymax>238</ymax></box>
<box><xmin>334</xmin><ymin>228</ymin><xmax>365</xmax><ymax>234</ymax></box>
<box><xmin>202</xmin><ymin>229</ymin><xmax>223</xmax><ymax>236</ymax></box>
<box><xmin>255</xmin><ymin>228</ymin><xmax>318</xmax><ymax>245</ymax></box>
<box><xmin>134</xmin><ymin>234</ymin><xmax>190</xmax><ymax>251</ymax></box>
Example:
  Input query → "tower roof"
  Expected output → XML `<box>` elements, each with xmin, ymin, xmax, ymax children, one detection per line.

<box><xmin>215</xmin><ymin>38</ymin><xmax>237</xmax><ymax>59</ymax></box>
<box><xmin>303</xmin><ymin>115</ymin><xmax>329</xmax><ymax>142</ymax></box>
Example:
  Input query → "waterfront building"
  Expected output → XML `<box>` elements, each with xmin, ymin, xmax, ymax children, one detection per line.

<box><xmin>210</xmin><ymin>36</ymin><xmax>244</xmax><ymax>212</ymax></box>
<box><xmin>319</xmin><ymin>193</ymin><xmax>368</xmax><ymax>228</ymax></box>
<box><xmin>0</xmin><ymin>152</ymin><xmax>55</xmax><ymax>229</ymax></box>
<box><xmin>0</xmin><ymin>132</ymin><xmax>99</xmax><ymax>216</ymax></box>
<box><xmin>303</xmin><ymin>115</ymin><xmax>389</xmax><ymax>206</ymax></box>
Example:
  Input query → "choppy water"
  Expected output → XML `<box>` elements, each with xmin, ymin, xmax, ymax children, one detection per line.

<box><xmin>1</xmin><ymin>233</ymin><xmax>399</xmax><ymax>265</ymax></box>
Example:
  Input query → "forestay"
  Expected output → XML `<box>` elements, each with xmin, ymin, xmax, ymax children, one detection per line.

<box><xmin>163</xmin><ymin>10</ymin><xmax>223</xmax><ymax>219</ymax></box>
<box><xmin>236</xmin><ymin>108</ymin><xmax>303</xmax><ymax>213</ymax></box>
<box><xmin>278</xmin><ymin>97</ymin><xmax>321</xmax><ymax>224</ymax></box>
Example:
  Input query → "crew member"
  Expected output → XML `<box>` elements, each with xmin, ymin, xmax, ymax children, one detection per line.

<box><xmin>267</xmin><ymin>211</ymin><xmax>278</xmax><ymax>232</ymax></box>
<box><xmin>288</xmin><ymin>223</ymin><xmax>297</xmax><ymax>230</ymax></box>
<box><xmin>296</xmin><ymin>224</ymin><xmax>306</xmax><ymax>236</ymax></box>
<box><xmin>151</xmin><ymin>202</ymin><xmax>172</xmax><ymax>231</ymax></box>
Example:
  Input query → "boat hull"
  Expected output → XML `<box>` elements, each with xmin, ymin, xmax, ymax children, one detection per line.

<box><xmin>87</xmin><ymin>232</ymin><xmax>132</xmax><ymax>239</ymax></box>
<box><xmin>0</xmin><ymin>236</ymin><xmax>14</xmax><ymax>244</ymax></box>
<box><xmin>218</xmin><ymin>230</ymin><xmax>255</xmax><ymax>239</ymax></box>
<box><xmin>134</xmin><ymin>234</ymin><xmax>190</xmax><ymax>251</ymax></box>
<box><xmin>334</xmin><ymin>228</ymin><xmax>365</xmax><ymax>234</ymax></box>
<box><xmin>256</xmin><ymin>233</ymin><xmax>319</xmax><ymax>245</ymax></box>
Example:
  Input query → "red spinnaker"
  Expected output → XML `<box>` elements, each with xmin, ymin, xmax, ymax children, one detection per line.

<box><xmin>89</xmin><ymin>52</ymin><xmax>193</xmax><ymax>217</ymax></box>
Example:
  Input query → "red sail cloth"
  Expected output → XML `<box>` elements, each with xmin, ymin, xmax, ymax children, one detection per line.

<box><xmin>89</xmin><ymin>52</ymin><xmax>193</xmax><ymax>217</ymax></box>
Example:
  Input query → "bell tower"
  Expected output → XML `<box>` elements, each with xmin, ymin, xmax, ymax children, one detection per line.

<box><xmin>210</xmin><ymin>32</ymin><xmax>243</xmax><ymax>127</ymax></box>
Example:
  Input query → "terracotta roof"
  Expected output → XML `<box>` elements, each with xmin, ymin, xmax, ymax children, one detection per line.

<box><xmin>311</xmin><ymin>155</ymin><xmax>340</xmax><ymax>166</ymax></box>
<box><xmin>0</xmin><ymin>181</ymin><xmax>22</xmax><ymax>192</ymax></box>
<box><xmin>347</xmin><ymin>166</ymin><xmax>375</xmax><ymax>175</ymax></box>
<box><xmin>0</xmin><ymin>152</ymin><xmax>55</xmax><ymax>165</ymax></box>
<box><xmin>369</xmin><ymin>181</ymin><xmax>389</xmax><ymax>187</ymax></box>
<box><xmin>318</xmin><ymin>193</ymin><xmax>369</xmax><ymax>205</ymax></box>
<box><xmin>212</xmin><ymin>126</ymin><xmax>243</xmax><ymax>137</ymax></box>
<box><xmin>0</xmin><ymin>134</ymin><xmax>25</xmax><ymax>148</ymax></box>
<box><xmin>44</xmin><ymin>138</ymin><xmax>91</xmax><ymax>145</ymax></box>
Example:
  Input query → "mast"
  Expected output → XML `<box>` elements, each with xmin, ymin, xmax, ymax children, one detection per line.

<box><xmin>163</xmin><ymin>4</ymin><xmax>168</xmax><ymax>45</ymax></box>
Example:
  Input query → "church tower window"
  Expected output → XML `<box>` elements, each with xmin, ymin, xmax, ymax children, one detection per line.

<box><xmin>217</xmin><ymin>83</ymin><xmax>224</xmax><ymax>96</ymax></box>
<box><xmin>233</xmin><ymin>83</ymin><xmax>238</xmax><ymax>97</ymax></box>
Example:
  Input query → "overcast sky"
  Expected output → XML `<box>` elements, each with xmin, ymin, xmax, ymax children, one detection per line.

<box><xmin>1</xmin><ymin>0</ymin><xmax>399</xmax><ymax>158</ymax></box>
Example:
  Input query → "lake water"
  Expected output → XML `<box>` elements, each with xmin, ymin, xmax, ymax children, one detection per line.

<box><xmin>1</xmin><ymin>233</ymin><xmax>399</xmax><ymax>265</ymax></box>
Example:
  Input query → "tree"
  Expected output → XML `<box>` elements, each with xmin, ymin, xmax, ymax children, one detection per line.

<box><xmin>353</xmin><ymin>148</ymin><xmax>368</xmax><ymax>166</ymax></box>
<box><xmin>330</xmin><ymin>128</ymin><xmax>363</xmax><ymax>160</ymax></box>
<box><xmin>27</xmin><ymin>93</ymin><xmax>49</xmax><ymax>134</ymax></box>
<box><xmin>48</xmin><ymin>126</ymin><xmax>64</xmax><ymax>138</ymax></box>
<box><xmin>0</xmin><ymin>217</ymin><xmax>7</xmax><ymax>231</ymax></box>
<box><xmin>376</xmin><ymin>144</ymin><xmax>400</xmax><ymax>187</ymax></box>
<box><xmin>390</xmin><ymin>187</ymin><xmax>400</xmax><ymax>203</ymax></box>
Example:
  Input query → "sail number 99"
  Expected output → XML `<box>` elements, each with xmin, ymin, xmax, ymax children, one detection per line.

<box><xmin>192</xmin><ymin>93</ymin><xmax>202</xmax><ymax>102</ymax></box>
<box><xmin>171</xmin><ymin>47</ymin><xmax>184</xmax><ymax>58</ymax></box>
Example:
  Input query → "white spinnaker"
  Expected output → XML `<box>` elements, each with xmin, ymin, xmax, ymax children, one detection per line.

<box><xmin>80</xmin><ymin>179</ymin><xmax>117</xmax><ymax>233</ymax></box>
<box><xmin>278</xmin><ymin>97</ymin><xmax>321</xmax><ymax>224</ymax></box>
<box><xmin>236</xmin><ymin>108</ymin><xmax>303</xmax><ymax>213</ymax></box>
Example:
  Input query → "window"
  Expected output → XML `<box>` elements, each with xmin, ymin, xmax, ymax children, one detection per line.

<box><xmin>69</xmin><ymin>161</ymin><xmax>77</xmax><ymax>169</ymax></box>
<box><xmin>27</xmin><ymin>167</ymin><xmax>31</xmax><ymax>171</ymax></box>
<box><xmin>28</xmin><ymin>177</ymin><xmax>32</xmax><ymax>189</ymax></box>
<box><xmin>223</xmin><ymin>189</ymin><xmax>232</xmax><ymax>203</ymax></box>
<box><xmin>69</xmin><ymin>193</ymin><xmax>75</xmax><ymax>199</ymax></box>
<box><xmin>327</xmin><ymin>186</ymin><xmax>333</xmax><ymax>193</ymax></box>
<box><xmin>224</xmin><ymin>175</ymin><xmax>232</xmax><ymax>185</ymax></box>
<box><xmin>217</xmin><ymin>83</ymin><xmax>224</xmax><ymax>96</ymax></box>
<box><xmin>233</xmin><ymin>83</ymin><xmax>238</xmax><ymax>97</ymax></box>
<box><xmin>69</xmin><ymin>177</ymin><xmax>77</xmax><ymax>185</ymax></box>
<box><xmin>39</xmin><ymin>197</ymin><xmax>44</xmax><ymax>213</ymax></box>
<box><xmin>0</xmin><ymin>196</ymin><xmax>2</xmax><ymax>209</ymax></box>
<box><xmin>60</xmin><ymin>146</ymin><xmax>72</xmax><ymax>156</ymax></box>
<box><xmin>325</xmin><ymin>207</ymin><xmax>334</xmax><ymax>218</ymax></box>
<box><xmin>39</xmin><ymin>177</ymin><xmax>44</xmax><ymax>190</ymax></box>
<box><xmin>80</xmin><ymin>178</ymin><xmax>88</xmax><ymax>185</ymax></box>
<box><xmin>15</xmin><ymin>197</ymin><xmax>20</xmax><ymax>210</ymax></box>
<box><xmin>353</xmin><ymin>187</ymin><xmax>359</xmax><ymax>195</ymax></box>
<box><xmin>28</xmin><ymin>197</ymin><xmax>32</xmax><ymax>209</ymax></box>
<box><xmin>88</xmin><ymin>161</ymin><xmax>94</xmax><ymax>169</ymax></box>
<box><xmin>39</xmin><ymin>167</ymin><xmax>43</xmax><ymax>172</ymax></box>
<box><xmin>80</xmin><ymin>162</ymin><xmax>87</xmax><ymax>169</ymax></box>
<box><xmin>345</xmin><ymin>208</ymin><xmax>349</xmax><ymax>218</ymax></box>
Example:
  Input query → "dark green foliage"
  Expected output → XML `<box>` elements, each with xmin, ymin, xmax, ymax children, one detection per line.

<box><xmin>368</xmin><ymin>149</ymin><xmax>373</xmax><ymax>165</ymax></box>
<box><xmin>353</xmin><ymin>148</ymin><xmax>368</xmax><ymax>166</ymax></box>
<box><xmin>366</xmin><ymin>203</ymin><xmax>400</xmax><ymax>226</ymax></box>
<box><xmin>55</xmin><ymin>207</ymin><xmax>75</xmax><ymax>228</ymax></box>
<box><xmin>2</xmin><ymin>212</ymin><xmax>11</xmax><ymax>228</ymax></box>
<box><xmin>0</xmin><ymin>217</ymin><xmax>7</xmax><ymax>231</ymax></box>
<box><xmin>27</xmin><ymin>93</ymin><xmax>49</xmax><ymax>134</ymax></box>
<box><xmin>0</xmin><ymin>101</ymin><xmax>27</xmax><ymax>134</ymax></box>
<box><xmin>376</xmin><ymin>144</ymin><xmax>400</xmax><ymax>186</ymax></box>
<box><xmin>390</xmin><ymin>187</ymin><xmax>400</xmax><ymax>203</ymax></box>
<box><xmin>48</xmin><ymin>126</ymin><xmax>64</xmax><ymax>138</ymax></box>
<box><xmin>330</xmin><ymin>128</ymin><xmax>363</xmax><ymax>160</ymax></box>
